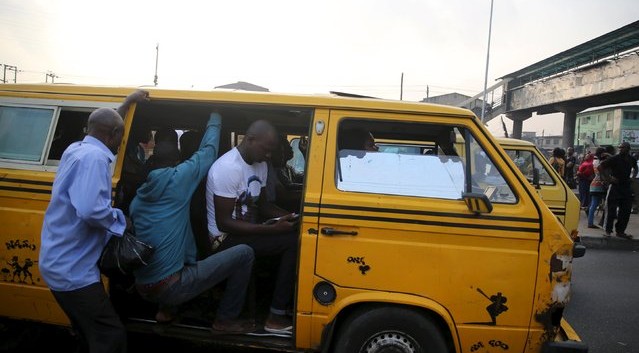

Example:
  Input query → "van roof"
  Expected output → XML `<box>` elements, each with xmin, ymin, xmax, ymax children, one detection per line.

<box><xmin>0</xmin><ymin>83</ymin><xmax>475</xmax><ymax>118</ymax></box>
<box><xmin>495</xmin><ymin>137</ymin><xmax>536</xmax><ymax>147</ymax></box>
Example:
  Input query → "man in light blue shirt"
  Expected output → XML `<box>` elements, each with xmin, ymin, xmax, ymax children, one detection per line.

<box><xmin>39</xmin><ymin>89</ymin><xmax>148</xmax><ymax>353</ymax></box>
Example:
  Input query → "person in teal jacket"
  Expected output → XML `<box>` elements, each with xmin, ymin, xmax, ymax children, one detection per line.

<box><xmin>130</xmin><ymin>112</ymin><xmax>255</xmax><ymax>334</ymax></box>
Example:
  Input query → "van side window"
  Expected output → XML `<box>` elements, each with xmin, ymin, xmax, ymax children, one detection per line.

<box><xmin>0</xmin><ymin>105</ymin><xmax>55</xmax><ymax>163</ymax></box>
<box><xmin>47</xmin><ymin>109</ymin><xmax>91</xmax><ymax>162</ymax></box>
<box><xmin>504</xmin><ymin>149</ymin><xmax>555</xmax><ymax>186</ymax></box>
<box><xmin>335</xmin><ymin>119</ymin><xmax>516</xmax><ymax>203</ymax></box>
<box><xmin>466</xmin><ymin>134</ymin><xmax>516</xmax><ymax>203</ymax></box>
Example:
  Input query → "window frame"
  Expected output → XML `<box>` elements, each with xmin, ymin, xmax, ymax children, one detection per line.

<box><xmin>0</xmin><ymin>102</ymin><xmax>59</xmax><ymax>165</ymax></box>
<box><xmin>333</xmin><ymin>117</ymin><xmax>517</xmax><ymax>204</ymax></box>
<box><xmin>0</xmin><ymin>97</ymin><xmax>118</xmax><ymax>171</ymax></box>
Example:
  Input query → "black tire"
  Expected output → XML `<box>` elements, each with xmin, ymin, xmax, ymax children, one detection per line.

<box><xmin>333</xmin><ymin>306</ymin><xmax>449</xmax><ymax>353</ymax></box>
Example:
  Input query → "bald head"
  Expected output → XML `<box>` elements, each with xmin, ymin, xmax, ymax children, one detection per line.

<box><xmin>87</xmin><ymin>108</ymin><xmax>125</xmax><ymax>154</ymax></box>
<box><xmin>238</xmin><ymin>120</ymin><xmax>279</xmax><ymax>164</ymax></box>
<box><xmin>245</xmin><ymin>120</ymin><xmax>277</xmax><ymax>139</ymax></box>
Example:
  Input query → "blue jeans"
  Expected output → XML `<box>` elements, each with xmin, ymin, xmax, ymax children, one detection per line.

<box><xmin>588</xmin><ymin>193</ymin><xmax>603</xmax><ymax>226</ymax></box>
<box><xmin>140</xmin><ymin>244</ymin><xmax>254</xmax><ymax>321</ymax></box>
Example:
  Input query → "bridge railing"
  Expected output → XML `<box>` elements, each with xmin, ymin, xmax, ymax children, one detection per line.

<box><xmin>456</xmin><ymin>79</ymin><xmax>510</xmax><ymax>122</ymax></box>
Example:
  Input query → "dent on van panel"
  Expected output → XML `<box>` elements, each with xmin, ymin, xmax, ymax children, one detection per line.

<box><xmin>534</xmin><ymin>240</ymin><xmax>574</xmax><ymax>344</ymax></box>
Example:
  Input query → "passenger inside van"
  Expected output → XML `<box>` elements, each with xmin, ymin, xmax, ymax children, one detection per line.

<box><xmin>179</xmin><ymin>129</ymin><xmax>211</xmax><ymax>259</ymax></box>
<box><xmin>338</xmin><ymin>127</ymin><xmax>378</xmax><ymax>152</ymax></box>
<box><xmin>266</xmin><ymin>134</ymin><xmax>302</xmax><ymax>213</ymax></box>
<box><xmin>206</xmin><ymin>120</ymin><xmax>298</xmax><ymax>335</ymax></box>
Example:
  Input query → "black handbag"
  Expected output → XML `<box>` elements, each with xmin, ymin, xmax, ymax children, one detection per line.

<box><xmin>98</xmin><ymin>229</ymin><xmax>154</xmax><ymax>277</ymax></box>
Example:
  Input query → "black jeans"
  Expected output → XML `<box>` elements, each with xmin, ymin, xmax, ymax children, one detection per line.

<box><xmin>218</xmin><ymin>231</ymin><xmax>297</xmax><ymax>313</ymax></box>
<box><xmin>604</xmin><ymin>184</ymin><xmax>633</xmax><ymax>234</ymax></box>
<box><xmin>51</xmin><ymin>282</ymin><xmax>126</xmax><ymax>353</ymax></box>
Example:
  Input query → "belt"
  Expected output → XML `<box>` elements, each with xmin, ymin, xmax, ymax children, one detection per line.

<box><xmin>136</xmin><ymin>271</ymin><xmax>180</xmax><ymax>297</ymax></box>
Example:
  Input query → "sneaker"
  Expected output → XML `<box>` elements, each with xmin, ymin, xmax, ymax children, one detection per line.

<box><xmin>604</xmin><ymin>231</ymin><xmax>612</xmax><ymax>238</ymax></box>
<box><xmin>211</xmin><ymin>318</ymin><xmax>256</xmax><ymax>335</ymax></box>
<box><xmin>587</xmin><ymin>224</ymin><xmax>598</xmax><ymax>229</ymax></box>
<box><xmin>264</xmin><ymin>313</ymin><xmax>292</xmax><ymax>334</ymax></box>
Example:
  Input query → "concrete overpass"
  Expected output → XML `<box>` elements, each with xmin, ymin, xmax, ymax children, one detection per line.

<box><xmin>458</xmin><ymin>20</ymin><xmax>639</xmax><ymax>147</ymax></box>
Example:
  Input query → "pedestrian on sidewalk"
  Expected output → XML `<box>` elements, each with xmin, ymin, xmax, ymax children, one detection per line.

<box><xmin>600</xmin><ymin>142</ymin><xmax>638</xmax><ymax>239</ymax></box>
<box><xmin>588</xmin><ymin>148</ymin><xmax>607</xmax><ymax>228</ymax></box>
<box><xmin>577</xmin><ymin>152</ymin><xmax>595</xmax><ymax>210</ymax></box>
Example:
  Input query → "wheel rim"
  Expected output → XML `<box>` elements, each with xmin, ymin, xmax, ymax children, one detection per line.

<box><xmin>361</xmin><ymin>330</ymin><xmax>419</xmax><ymax>353</ymax></box>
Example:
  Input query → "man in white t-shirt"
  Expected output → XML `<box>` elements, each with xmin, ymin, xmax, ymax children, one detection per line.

<box><xmin>206</xmin><ymin>120</ymin><xmax>298</xmax><ymax>335</ymax></box>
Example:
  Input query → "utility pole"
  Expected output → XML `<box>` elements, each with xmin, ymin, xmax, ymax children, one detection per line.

<box><xmin>45</xmin><ymin>71</ymin><xmax>57</xmax><ymax>83</ymax></box>
<box><xmin>400</xmin><ymin>72</ymin><xmax>404</xmax><ymax>100</ymax></box>
<box><xmin>154</xmin><ymin>43</ymin><xmax>159</xmax><ymax>87</ymax></box>
<box><xmin>1</xmin><ymin>64</ymin><xmax>18</xmax><ymax>83</ymax></box>
<box><xmin>481</xmin><ymin>0</ymin><xmax>494</xmax><ymax>123</ymax></box>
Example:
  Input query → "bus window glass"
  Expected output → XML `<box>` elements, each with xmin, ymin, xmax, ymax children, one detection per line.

<box><xmin>0</xmin><ymin>105</ymin><xmax>55</xmax><ymax>162</ymax></box>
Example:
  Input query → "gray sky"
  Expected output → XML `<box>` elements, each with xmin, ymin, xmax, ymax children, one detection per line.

<box><xmin>1</xmin><ymin>0</ymin><xmax>638</xmax><ymax>136</ymax></box>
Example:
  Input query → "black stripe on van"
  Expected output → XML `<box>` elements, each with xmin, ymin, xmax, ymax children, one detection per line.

<box><xmin>0</xmin><ymin>185</ymin><xmax>51</xmax><ymax>194</ymax></box>
<box><xmin>0</xmin><ymin>178</ymin><xmax>53</xmax><ymax>186</ymax></box>
<box><xmin>305</xmin><ymin>202</ymin><xmax>539</xmax><ymax>224</ymax></box>
<box><xmin>303</xmin><ymin>211</ymin><xmax>539</xmax><ymax>233</ymax></box>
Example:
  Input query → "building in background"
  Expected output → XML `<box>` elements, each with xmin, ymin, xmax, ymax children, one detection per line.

<box><xmin>534</xmin><ymin>135</ymin><xmax>564</xmax><ymax>157</ymax></box>
<box><xmin>421</xmin><ymin>93</ymin><xmax>487</xmax><ymax>117</ymax></box>
<box><xmin>574</xmin><ymin>104</ymin><xmax>639</xmax><ymax>152</ymax></box>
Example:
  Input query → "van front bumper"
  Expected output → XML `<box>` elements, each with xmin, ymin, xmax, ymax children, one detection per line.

<box><xmin>542</xmin><ymin>319</ymin><xmax>588</xmax><ymax>353</ymax></box>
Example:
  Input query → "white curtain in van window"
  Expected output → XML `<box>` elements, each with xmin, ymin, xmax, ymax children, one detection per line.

<box><xmin>337</xmin><ymin>150</ymin><xmax>465</xmax><ymax>199</ymax></box>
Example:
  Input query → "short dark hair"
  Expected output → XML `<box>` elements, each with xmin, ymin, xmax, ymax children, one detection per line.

<box><xmin>149</xmin><ymin>141</ymin><xmax>180</xmax><ymax>170</ymax></box>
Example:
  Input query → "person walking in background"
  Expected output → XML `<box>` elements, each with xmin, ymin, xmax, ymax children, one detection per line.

<box><xmin>39</xmin><ymin>90</ymin><xmax>149</xmax><ymax>353</ymax></box>
<box><xmin>632</xmin><ymin>151</ymin><xmax>639</xmax><ymax>214</ymax></box>
<box><xmin>587</xmin><ymin>148</ymin><xmax>608</xmax><ymax>228</ymax></box>
<box><xmin>548</xmin><ymin>147</ymin><xmax>566</xmax><ymax>179</ymax></box>
<box><xmin>577</xmin><ymin>152</ymin><xmax>595</xmax><ymax>210</ymax></box>
<box><xmin>565</xmin><ymin>146</ymin><xmax>577</xmax><ymax>189</ymax></box>
<box><xmin>599</xmin><ymin>142</ymin><xmax>638</xmax><ymax>238</ymax></box>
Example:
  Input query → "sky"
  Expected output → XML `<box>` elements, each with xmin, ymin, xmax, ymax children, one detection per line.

<box><xmin>1</xmin><ymin>0</ymin><xmax>638</xmax><ymax>136</ymax></box>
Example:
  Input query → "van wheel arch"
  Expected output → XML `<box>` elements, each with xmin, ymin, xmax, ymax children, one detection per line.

<box><xmin>327</xmin><ymin>304</ymin><xmax>453</xmax><ymax>353</ymax></box>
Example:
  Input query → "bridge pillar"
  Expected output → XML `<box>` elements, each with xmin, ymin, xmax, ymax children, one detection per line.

<box><xmin>506</xmin><ymin>112</ymin><xmax>531</xmax><ymax>139</ymax></box>
<box><xmin>562</xmin><ymin>110</ymin><xmax>578</xmax><ymax>149</ymax></box>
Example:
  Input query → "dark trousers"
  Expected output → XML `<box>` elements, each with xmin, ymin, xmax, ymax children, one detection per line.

<box><xmin>218</xmin><ymin>231</ymin><xmax>297</xmax><ymax>312</ymax></box>
<box><xmin>51</xmin><ymin>282</ymin><xmax>126</xmax><ymax>353</ymax></box>
<box><xmin>604</xmin><ymin>184</ymin><xmax>633</xmax><ymax>234</ymax></box>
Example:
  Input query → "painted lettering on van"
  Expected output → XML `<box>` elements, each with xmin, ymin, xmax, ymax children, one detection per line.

<box><xmin>5</xmin><ymin>239</ymin><xmax>37</xmax><ymax>251</ymax></box>
<box><xmin>347</xmin><ymin>256</ymin><xmax>370</xmax><ymax>275</ymax></box>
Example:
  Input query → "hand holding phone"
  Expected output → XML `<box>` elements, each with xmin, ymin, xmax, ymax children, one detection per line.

<box><xmin>263</xmin><ymin>213</ymin><xmax>299</xmax><ymax>225</ymax></box>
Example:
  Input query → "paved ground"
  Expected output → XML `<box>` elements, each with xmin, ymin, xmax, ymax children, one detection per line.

<box><xmin>576</xmin><ymin>205</ymin><xmax>639</xmax><ymax>251</ymax></box>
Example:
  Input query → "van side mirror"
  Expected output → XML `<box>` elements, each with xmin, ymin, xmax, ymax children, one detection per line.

<box><xmin>532</xmin><ymin>168</ymin><xmax>541</xmax><ymax>189</ymax></box>
<box><xmin>462</xmin><ymin>192</ymin><xmax>493</xmax><ymax>214</ymax></box>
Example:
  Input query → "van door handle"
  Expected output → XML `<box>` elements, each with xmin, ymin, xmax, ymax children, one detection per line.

<box><xmin>321</xmin><ymin>227</ymin><xmax>358</xmax><ymax>236</ymax></box>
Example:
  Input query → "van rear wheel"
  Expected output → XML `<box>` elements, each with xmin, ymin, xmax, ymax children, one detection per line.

<box><xmin>333</xmin><ymin>306</ymin><xmax>448</xmax><ymax>353</ymax></box>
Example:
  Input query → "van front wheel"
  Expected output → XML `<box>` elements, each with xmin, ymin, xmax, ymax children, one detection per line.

<box><xmin>333</xmin><ymin>306</ymin><xmax>448</xmax><ymax>353</ymax></box>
